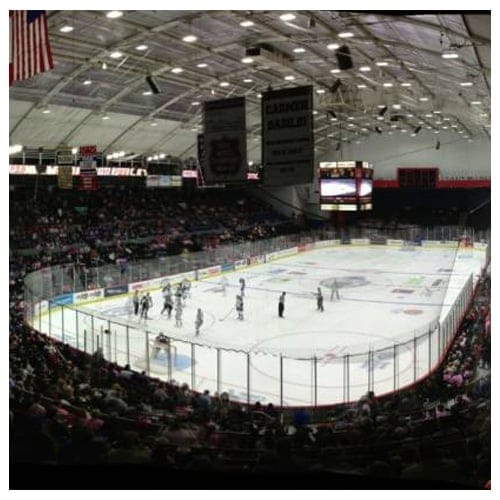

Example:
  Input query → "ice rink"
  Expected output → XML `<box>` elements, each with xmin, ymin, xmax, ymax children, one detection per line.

<box><xmin>38</xmin><ymin>243</ymin><xmax>486</xmax><ymax>406</ymax></box>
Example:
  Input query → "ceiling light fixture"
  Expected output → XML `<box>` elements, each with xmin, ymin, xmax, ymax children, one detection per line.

<box><xmin>401</xmin><ymin>82</ymin><xmax>412</xmax><ymax>87</ymax></box>
<box><xmin>383</xmin><ymin>82</ymin><xmax>393</xmax><ymax>87</ymax></box>
<box><xmin>171</xmin><ymin>67</ymin><xmax>184</xmax><ymax>73</ymax></box>
<box><xmin>41</xmin><ymin>107</ymin><xmax>51</xmax><ymax>114</ymax></box>
<box><xmin>142</xmin><ymin>91</ymin><xmax>152</xmax><ymax>96</ymax></box>
<box><xmin>191</xmin><ymin>101</ymin><xmax>200</xmax><ymax>106</ymax></box>
<box><xmin>376</xmin><ymin>61</ymin><xmax>389</xmax><ymax>66</ymax></box>
<box><xmin>357</xmin><ymin>84</ymin><xmax>367</xmax><ymax>89</ymax></box>
<box><xmin>136</xmin><ymin>44</ymin><xmax>148</xmax><ymax>51</ymax></box>
<box><xmin>359</xmin><ymin>66</ymin><xmax>371</xmax><ymax>72</ymax></box>
<box><xmin>241</xmin><ymin>57</ymin><xmax>254</xmax><ymax>64</ymax></box>
<box><xmin>243</xmin><ymin>78</ymin><xmax>253</xmax><ymax>83</ymax></box>
<box><xmin>220</xmin><ymin>81</ymin><xmax>230</xmax><ymax>87</ymax></box>
<box><xmin>182</xmin><ymin>35</ymin><xmax>198</xmax><ymax>43</ymax></box>
<box><xmin>471</xmin><ymin>101</ymin><xmax>482</xmax><ymax>105</ymax></box>
<box><xmin>150</xmin><ymin>122</ymin><xmax>158</xmax><ymax>127</ymax></box>
<box><xmin>109</xmin><ymin>51</ymin><xmax>123</xmax><ymax>59</ymax></box>
<box><xmin>102</xmin><ymin>115</ymin><xmax>110</xmax><ymax>120</ymax></box>
<box><xmin>280</xmin><ymin>13</ymin><xmax>296</xmax><ymax>21</ymax></box>
<box><xmin>316</xmin><ymin>88</ymin><xmax>325</xmax><ymax>94</ymax></box>
<box><xmin>419</xmin><ymin>97</ymin><xmax>429</xmax><ymax>102</ymax></box>
<box><xmin>83</xmin><ymin>79</ymin><xmax>92</xmax><ymax>85</ymax></box>
<box><xmin>338</xmin><ymin>32</ymin><xmax>354</xmax><ymax>38</ymax></box>
<box><xmin>442</xmin><ymin>50</ymin><xmax>459</xmax><ymax>59</ymax></box>
<box><xmin>196</xmin><ymin>63</ymin><xmax>208</xmax><ymax>68</ymax></box>
<box><xmin>392</xmin><ymin>104</ymin><xmax>401</xmax><ymax>110</ymax></box>
<box><xmin>327</xmin><ymin>43</ymin><xmax>340</xmax><ymax>50</ymax></box>
<box><xmin>293</xmin><ymin>47</ymin><xmax>306</xmax><ymax>53</ymax></box>
<box><xmin>284</xmin><ymin>75</ymin><xmax>295</xmax><ymax>81</ymax></box>
<box><xmin>330</xmin><ymin>68</ymin><xmax>341</xmax><ymax>74</ymax></box>
<box><xmin>106</xmin><ymin>11</ymin><xmax>123</xmax><ymax>19</ymax></box>
<box><xmin>460</xmin><ymin>82</ymin><xmax>473</xmax><ymax>87</ymax></box>
<box><xmin>101</xmin><ymin>62</ymin><xmax>107</xmax><ymax>70</ymax></box>
<box><xmin>240</xmin><ymin>20</ymin><xmax>254</xmax><ymax>27</ymax></box>
<box><xmin>59</xmin><ymin>25</ymin><xmax>74</xmax><ymax>33</ymax></box>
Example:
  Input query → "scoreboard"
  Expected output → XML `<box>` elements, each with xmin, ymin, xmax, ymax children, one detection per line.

<box><xmin>319</xmin><ymin>161</ymin><xmax>373</xmax><ymax>211</ymax></box>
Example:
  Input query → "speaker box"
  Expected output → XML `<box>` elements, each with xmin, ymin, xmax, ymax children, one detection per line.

<box><xmin>145</xmin><ymin>75</ymin><xmax>161</xmax><ymax>94</ymax></box>
<box><xmin>335</xmin><ymin>45</ymin><xmax>353</xmax><ymax>70</ymax></box>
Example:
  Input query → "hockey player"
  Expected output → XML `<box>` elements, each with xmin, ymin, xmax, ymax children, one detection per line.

<box><xmin>315</xmin><ymin>287</ymin><xmax>324</xmax><ymax>312</ymax></box>
<box><xmin>175</xmin><ymin>283</ymin><xmax>183</xmax><ymax>302</ymax></box>
<box><xmin>220</xmin><ymin>276</ymin><xmax>228</xmax><ymax>296</ymax></box>
<box><xmin>140</xmin><ymin>292</ymin><xmax>153</xmax><ymax>320</ymax></box>
<box><xmin>175</xmin><ymin>301</ymin><xmax>183</xmax><ymax>327</ymax></box>
<box><xmin>195</xmin><ymin>308</ymin><xmax>204</xmax><ymax>335</ymax></box>
<box><xmin>278</xmin><ymin>292</ymin><xmax>286</xmax><ymax>318</ymax></box>
<box><xmin>330</xmin><ymin>279</ymin><xmax>340</xmax><ymax>302</ymax></box>
<box><xmin>181</xmin><ymin>279</ymin><xmax>191</xmax><ymax>304</ymax></box>
<box><xmin>161</xmin><ymin>293</ymin><xmax>174</xmax><ymax>318</ymax></box>
<box><xmin>239</xmin><ymin>277</ymin><xmax>246</xmax><ymax>297</ymax></box>
<box><xmin>132</xmin><ymin>290</ymin><xmax>140</xmax><ymax>316</ymax></box>
<box><xmin>236</xmin><ymin>294</ymin><xmax>244</xmax><ymax>320</ymax></box>
<box><xmin>162</xmin><ymin>283</ymin><xmax>171</xmax><ymax>300</ymax></box>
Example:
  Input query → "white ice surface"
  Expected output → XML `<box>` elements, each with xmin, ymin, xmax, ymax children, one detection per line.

<box><xmin>39</xmin><ymin>244</ymin><xmax>485</xmax><ymax>406</ymax></box>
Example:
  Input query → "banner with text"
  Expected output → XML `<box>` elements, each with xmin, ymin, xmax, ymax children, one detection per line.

<box><xmin>57</xmin><ymin>165</ymin><xmax>73</xmax><ymax>189</ymax></box>
<box><xmin>262</xmin><ymin>85</ymin><xmax>314</xmax><ymax>186</ymax></box>
<box><xmin>203</xmin><ymin>97</ymin><xmax>247</xmax><ymax>184</ymax></box>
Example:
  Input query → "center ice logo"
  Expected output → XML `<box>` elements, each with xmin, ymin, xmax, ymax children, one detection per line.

<box><xmin>320</xmin><ymin>276</ymin><xmax>369</xmax><ymax>289</ymax></box>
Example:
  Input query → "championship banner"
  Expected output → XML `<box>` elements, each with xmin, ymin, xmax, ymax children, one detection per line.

<box><xmin>57</xmin><ymin>165</ymin><xmax>73</xmax><ymax>189</ymax></box>
<box><xmin>78</xmin><ymin>145</ymin><xmax>98</xmax><ymax>191</ymax></box>
<box><xmin>262</xmin><ymin>85</ymin><xmax>314</xmax><ymax>186</ymax></box>
<box><xmin>203</xmin><ymin>97</ymin><xmax>247</xmax><ymax>184</ymax></box>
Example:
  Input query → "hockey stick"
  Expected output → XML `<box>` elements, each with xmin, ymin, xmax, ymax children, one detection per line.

<box><xmin>218</xmin><ymin>307</ymin><xmax>234</xmax><ymax>321</ymax></box>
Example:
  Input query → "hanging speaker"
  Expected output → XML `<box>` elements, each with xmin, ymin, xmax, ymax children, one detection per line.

<box><xmin>145</xmin><ymin>75</ymin><xmax>161</xmax><ymax>94</ymax></box>
<box><xmin>330</xmin><ymin>79</ymin><xmax>342</xmax><ymax>94</ymax></box>
<box><xmin>335</xmin><ymin>45</ymin><xmax>353</xmax><ymax>70</ymax></box>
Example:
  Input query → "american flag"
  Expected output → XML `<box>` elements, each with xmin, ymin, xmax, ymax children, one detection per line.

<box><xmin>9</xmin><ymin>10</ymin><xmax>54</xmax><ymax>86</ymax></box>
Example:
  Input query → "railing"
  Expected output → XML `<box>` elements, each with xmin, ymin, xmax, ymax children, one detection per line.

<box><xmin>23</xmin><ymin>226</ymin><xmax>489</xmax><ymax>407</ymax></box>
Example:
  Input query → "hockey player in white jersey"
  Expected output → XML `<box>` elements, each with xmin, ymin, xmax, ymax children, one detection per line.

<box><xmin>330</xmin><ymin>279</ymin><xmax>340</xmax><ymax>301</ymax></box>
<box><xmin>220</xmin><ymin>276</ymin><xmax>228</xmax><ymax>296</ymax></box>
<box><xmin>175</xmin><ymin>302</ymin><xmax>183</xmax><ymax>327</ymax></box>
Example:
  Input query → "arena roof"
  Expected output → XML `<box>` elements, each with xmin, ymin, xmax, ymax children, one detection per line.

<box><xmin>9</xmin><ymin>10</ymin><xmax>490</xmax><ymax>159</ymax></box>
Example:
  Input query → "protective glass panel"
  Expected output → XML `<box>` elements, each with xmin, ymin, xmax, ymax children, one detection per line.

<box><xmin>372</xmin><ymin>346</ymin><xmax>396</xmax><ymax>398</ymax></box>
<box><xmin>219</xmin><ymin>349</ymin><xmax>250</xmax><ymax>404</ymax></box>
<box><xmin>316</xmin><ymin>354</ymin><xmax>344</xmax><ymax>405</ymax></box>
<box><xmin>282</xmin><ymin>357</ymin><xmax>313</xmax><ymax>407</ymax></box>
<box><xmin>348</xmin><ymin>352</ymin><xmax>369</xmax><ymax>402</ymax></box>
<box><xmin>249</xmin><ymin>351</ymin><xmax>281</xmax><ymax>406</ymax></box>
<box><xmin>397</xmin><ymin>339</ymin><xmax>415</xmax><ymax>390</ymax></box>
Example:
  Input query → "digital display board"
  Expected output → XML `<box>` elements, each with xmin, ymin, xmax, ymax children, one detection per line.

<box><xmin>319</xmin><ymin>161</ymin><xmax>373</xmax><ymax>211</ymax></box>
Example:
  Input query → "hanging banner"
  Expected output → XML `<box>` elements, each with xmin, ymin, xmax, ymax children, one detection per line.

<box><xmin>262</xmin><ymin>85</ymin><xmax>314</xmax><ymax>186</ymax></box>
<box><xmin>57</xmin><ymin>165</ymin><xmax>73</xmax><ymax>189</ymax></box>
<box><xmin>57</xmin><ymin>144</ymin><xmax>73</xmax><ymax>165</ymax></box>
<box><xmin>78</xmin><ymin>145</ymin><xmax>98</xmax><ymax>191</ymax></box>
<box><xmin>203</xmin><ymin>97</ymin><xmax>247</xmax><ymax>184</ymax></box>
<box><xmin>78</xmin><ymin>160</ymin><xmax>98</xmax><ymax>191</ymax></box>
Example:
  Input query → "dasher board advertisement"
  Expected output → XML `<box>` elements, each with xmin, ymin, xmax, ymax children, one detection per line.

<box><xmin>203</xmin><ymin>97</ymin><xmax>247</xmax><ymax>184</ymax></box>
<box><xmin>262</xmin><ymin>85</ymin><xmax>314</xmax><ymax>186</ymax></box>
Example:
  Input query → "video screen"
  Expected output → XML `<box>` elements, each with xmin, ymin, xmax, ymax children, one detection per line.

<box><xmin>320</xmin><ymin>178</ymin><xmax>357</xmax><ymax>197</ymax></box>
<box><xmin>358</xmin><ymin>179</ymin><xmax>373</xmax><ymax>197</ymax></box>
